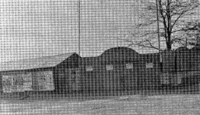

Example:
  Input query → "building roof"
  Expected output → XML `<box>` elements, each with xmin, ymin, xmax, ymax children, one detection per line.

<box><xmin>100</xmin><ymin>47</ymin><xmax>140</xmax><ymax>63</ymax></box>
<box><xmin>175</xmin><ymin>47</ymin><xmax>190</xmax><ymax>53</ymax></box>
<box><xmin>0</xmin><ymin>53</ymin><xmax>76</xmax><ymax>72</ymax></box>
<box><xmin>191</xmin><ymin>46</ymin><xmax>200</xmax><ymax>52</ymax></box>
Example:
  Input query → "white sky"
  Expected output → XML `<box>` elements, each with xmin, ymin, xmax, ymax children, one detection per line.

<box><xmin>0</xmin><ymin>0</ymin><xmax>200</xmax><ymax>62</ymax></box>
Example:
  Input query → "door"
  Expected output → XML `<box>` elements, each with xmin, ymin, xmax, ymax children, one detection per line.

<box><xmin>69</xmin><ymin>68</ymin><xmax>80</xmax><ymax>91</ymax></box>
<box><xmin>115</xmin><ymin>64</ymin><xmax>125</xmax><ymax>90</ymax></box>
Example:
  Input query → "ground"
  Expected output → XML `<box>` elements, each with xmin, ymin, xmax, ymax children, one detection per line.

<box><xmin>1</xmin><ymin>84</ymin><xmax>200</xmax><ymax>115</ymax></box>
<box><xmin>1</xmin><ymin>94</ymin><xmax>200</xmax><ymax>115</ymax></box>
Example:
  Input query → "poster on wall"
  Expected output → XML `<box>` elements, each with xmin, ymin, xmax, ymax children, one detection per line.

<box><xmin>160</xmin><ymin>73</ymin><xmax>170</xmax><ymax>85</ymax></box>
<box><xmin>2</xmin><ymin>75</ymin><xmax>13</xmax><ymax>93</ymax></box>
<box><xmin>2</xmin><ymin>71</ymin><xmax>54</xmax><ymax>93</ymax></box>
<box><xmin>2</xmin><ymin>73</ymin><xmax>33</xmax><ymax>93</ymax></box>
<box><xmin>22</xmin><ymin>73</ymin><xmax>32</xmax><ymax>91</ymax></box>
<box><xmin>43</xmin><ymin>71</ymin><xmax>54</xmax><ymax>90</ymax></box>
<box><xmin>34</xmin><ymin>71</ymin><xmax>54</xmax><ymax>91</ymax></box>
<box><xmin>13</xmin><ymin>74</ymin><xmax>24</xmax><ymax>92</ymax></box>
<box><xmin>35</xmin><ymin>71</ymin><xmax>46</xmax><ymax>91</ymax></box>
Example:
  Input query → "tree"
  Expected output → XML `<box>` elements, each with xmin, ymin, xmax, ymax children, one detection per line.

<box><xmin>183</xmin><ymin>20</ymin><xmax>200</xmax><ymax>46</ymax></box>
<box><xmin>125</xmin><ymin>0</ymin><xmax>200</xmax><ymax>51</ymax></box>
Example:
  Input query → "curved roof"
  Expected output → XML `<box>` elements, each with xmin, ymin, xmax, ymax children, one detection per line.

<box><xmin>175</xmin><ymin>47</ymin><xmax>190</xmax><ymax>52</ymax></box>
<box><xmin>191</xmin><ymin>46</ymin><xmax>200</xmax><ymax>52</ymax></box>
<box><xmin>101</xmin><ymin>47</ymin><xmax>139</xmax><ymax>55</ymax></box>
<box><xmin>99</xmin><ymin>47</ymin><xmax>140</xmax><ymax>63</ymax></box>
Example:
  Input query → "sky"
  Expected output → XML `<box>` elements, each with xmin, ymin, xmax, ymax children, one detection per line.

<box><xmin>0</xmin><ymin>0</ymin><xmax>200</xmax><ymax>62</ymax></box>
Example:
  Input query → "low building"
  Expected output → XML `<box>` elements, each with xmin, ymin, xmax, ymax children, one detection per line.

<box><xmin>3</xmin><ymin>46</ymin><xmax>197</xmax><ymax>94</ymax></box>
<box><xmin>159</xmin><ymin>47</ymin><xmax>200</xmax><ymax>86</ymax></box>
<box><xmin>0</xmin><ymin>47</ymin><xmax>163</xmax><ymax>94</ymax></box>
<box><xmin>80</xmin><ymin>47</ymin><xmax>161</xmax><ymax>92</ymax></box>
<box><xmin>0</xmin><ymin>53</ymin><xmax>81</xmax><ymax>94</ymax></box>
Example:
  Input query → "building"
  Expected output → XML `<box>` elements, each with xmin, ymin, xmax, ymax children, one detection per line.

<box><xmin>1</xmin><ymin>46</ymin><xmax>198</xmax><ymax>94</ymax></box>
<box><xmin>0</xmin><ymin>53</ymin><xmax>81</xmax><ymax>94</ymax></box>
<box><xmin>80</xmin><ymin>47</ymin><xmax>161</xmax><ymax>92</ymax></box>
<box><xmin>0</xmin><ymin>47</ymin><xmax>163</xmax><ymax>94</ymax></box>
<box><xmin>160</xmin><ymin>46</ymin><xmax>200</xmax><ymax>86</ymax></box>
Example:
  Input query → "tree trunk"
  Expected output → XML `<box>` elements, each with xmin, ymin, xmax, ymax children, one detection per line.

<box><xmin>166</xmin><ymin>30</ymin><xmax>172</xmax><ymax>51</ymax></box>
<box><xmin>166</xmin><ymin>41</ymin><xmax>172</xmax><ymax>51</ymax></box>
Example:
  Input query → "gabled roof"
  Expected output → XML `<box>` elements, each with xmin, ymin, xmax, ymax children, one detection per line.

<box><xmin>0</xmin><ymin>53</ymin><xmax>77</xmax><ymax>72</ymax></box>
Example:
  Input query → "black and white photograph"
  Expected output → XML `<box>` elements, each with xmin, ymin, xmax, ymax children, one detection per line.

<box><xmin>0</xmin><ymin>0</ymin><xmax>200</xmax><ymax>114</ymax></box>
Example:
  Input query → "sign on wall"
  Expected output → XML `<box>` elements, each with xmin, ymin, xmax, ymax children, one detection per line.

<box><xmin>22</xmin><ymin>73</ymin><xmax>32</xmax><ymax>91</ymax></box>
<box><xmin>2</xmin><ymin>75</ymin><xmax>13</xmax><ymax>93</ymax></box>
<box><xmin>43</xmin><ymin>71</ymin><xmax>54</xmax><ymax>90</ymax></box>
<box><xmin>2</xmin><ymin>73</ymin><xmax>33</xmax><ymax>93</ymax></box>
<box><xmin>2</xmin><ymin>71</ymin><xmax>54</xmax><ymax>93</ymax></box>
<box><xmin>13</xmin><ymin>74</ymin><xmax>24</xmax><ymax>92</ymax></box>
<box><xmin>34</xmin><ymin>71</ymin><xmax>54</xmax><ymax>91</ymax></box>
<box><xmin>146</xmin><ymin>63</ymin><xmax>154</xmax><ymax>68</ymax></box>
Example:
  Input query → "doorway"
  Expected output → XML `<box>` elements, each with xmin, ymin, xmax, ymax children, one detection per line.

<box><xmin>68</xmin><ymin>68</ymin><xmax>81</xmax><ymax>91</ymax></box>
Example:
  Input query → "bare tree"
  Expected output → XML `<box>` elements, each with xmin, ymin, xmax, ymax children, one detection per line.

<box><xmin>183</xmin><ymin>20</ymin><xmax>200</xmax><ymax>46</ymax></box>
<box><xmin>125</xmin><ymin>0</ymin><xmax>200</xmax><ymax>51</ymax></box>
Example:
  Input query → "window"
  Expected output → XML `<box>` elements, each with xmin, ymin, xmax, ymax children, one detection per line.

<box><xmin>86</xmin><ymin>65</ymin><xmax>93</xmax><ymax>72</ymax></box>
<box><xmin>146</xmin><ymin>63</ymin><xmax>154</xmax><ymax>68</ymax></box>
<box><xmin>126</xmin><ymin>63</ymin><xmax>133</xmax><ymax>69</ymax></box>
<box><xmin>106</xmin><ymin>65</ymin><xmax>113</xmax><ymax>71</ymax></box>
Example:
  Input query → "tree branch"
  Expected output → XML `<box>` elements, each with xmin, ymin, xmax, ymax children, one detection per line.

<box><xmin>123</xmin><ymin>38</ymin><xmax>162</xmax><ymax>51</ymax></box>
<box><xmin>128</xmin><ymin>0</ymin><xmax>200</xmax><ymax>50</ymax></box>
<box><xmin>159</xmin><ymin>0</ymin><xmax>168</xmax><ymax>41</ymax></box>
<box><xmin>170</xmin><ymin>5</ymin><xmax>199</xmax><ymax>31</ymax></box>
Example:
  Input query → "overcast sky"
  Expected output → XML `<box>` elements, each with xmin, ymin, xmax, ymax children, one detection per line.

<box><xmin>0</xmin><ymin>0</ymin><xmax>200</xmax><ymax>62</ymax></box>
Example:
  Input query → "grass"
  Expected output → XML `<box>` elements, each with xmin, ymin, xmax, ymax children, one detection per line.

<box><xmin>1</xmin><ymin>84</ymin><xmax>200</xmax><ymax>115</ymax></box>
<box><xmin>1</xmin><ymin>94</ymin><xmax>200</xmax><ymax>115</ymax></box>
